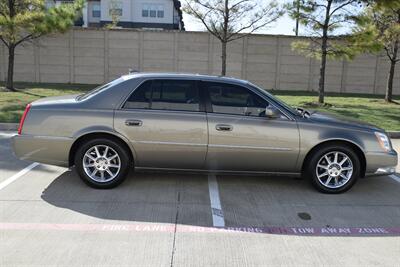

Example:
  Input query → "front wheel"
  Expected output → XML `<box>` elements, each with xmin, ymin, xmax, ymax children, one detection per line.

<box><xmin>306</xmin><ymin>145</ymin><xmax>361</xmax><ymax>194</ymax></box>
<box><xmin>74</xmin><ymin>138</ymin><xmax>131</xmax><ymax>189</ymax></box>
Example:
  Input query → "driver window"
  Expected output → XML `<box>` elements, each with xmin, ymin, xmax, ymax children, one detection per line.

<box><xmin>205</xmin><ymin>82</ymin><xmax>269</xmax><ymax>117</ymax></box>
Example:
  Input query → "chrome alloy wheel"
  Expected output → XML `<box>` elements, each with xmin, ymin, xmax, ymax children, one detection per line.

<box><xmin>316</xmin><ymin>151</ymin><xmax>353</xmax><ymax>189</ymax></box>
<box><xmin>83</xmin><ymin>145</ymin><xmax>121</xmax><ymax>183</ymax></box>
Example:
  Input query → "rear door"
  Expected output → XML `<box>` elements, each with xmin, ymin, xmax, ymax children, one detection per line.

<box><xmin>203</xmin><ymin>81</ymin><xmax>300</xmax><ymax>172</ymax></box>
<box><xmin>114</xmin><ymin>79</ymin><xmax>208</xmax><ymax>169</ymax></box>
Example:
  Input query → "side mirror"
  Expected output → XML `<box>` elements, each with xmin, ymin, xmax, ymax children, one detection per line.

<box><xmin>265</xmin><ymin>106</ymin><xmax>280</xmax><ymax>118</ymax></box>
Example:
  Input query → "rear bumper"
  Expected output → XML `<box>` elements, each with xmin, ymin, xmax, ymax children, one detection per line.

<box><xmin>12</xmin><ymin>134</ymin><xmax>73</xmax><ymax>167</ymax></box>
<box><xmin>365</xmin><ymin>150</ymin><xmax>398</xmax><ymax>176</ymax></box>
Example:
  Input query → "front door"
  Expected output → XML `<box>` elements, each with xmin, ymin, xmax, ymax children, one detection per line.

<box><xmin>203</xmin><ymin>81</ymin><xmax>300</xmax><ymax>172</ymax></box>
<box><xmin>114</xmin><ymin>79</ymin><xmax>208</xmax><ymax>169</ymax></box>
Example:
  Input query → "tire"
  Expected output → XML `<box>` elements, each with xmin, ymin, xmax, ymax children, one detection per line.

<box><xmin>74</xmin><ymin>138</ymin><xmax>131</xmax><ymax>189</ymax></box>
<box><xmin>305</xmin><ymin>144</ymin><xmax>361</xmax><ymax>194</ymax></box>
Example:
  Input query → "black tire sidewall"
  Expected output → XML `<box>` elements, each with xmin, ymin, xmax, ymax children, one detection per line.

<box><xmin>307</xmin><ymin>145</ymin><xmax>360</xmax><ymax>194</ymax></box>
<box><xmin>74</xmin><ymin>138</ymin><xmax>131</xmax><ymax>189</ymax></box>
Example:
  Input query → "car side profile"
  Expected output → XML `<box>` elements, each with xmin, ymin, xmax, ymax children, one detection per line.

<box><xmin>12</xmin><ymin>73</ymin><xmax>398</xmax><ymax>193</ymax></box>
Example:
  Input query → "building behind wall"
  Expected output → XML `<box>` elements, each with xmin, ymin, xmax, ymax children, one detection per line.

<box><xmin>47</xmin><ymin>0</ymin><xmax>185</xmax><ymax>30</ymax></box>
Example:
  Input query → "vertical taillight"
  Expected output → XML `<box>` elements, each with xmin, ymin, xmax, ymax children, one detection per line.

<box><xmin>18</xmin><ymin>103</ymin><xmax>32</xmax><ymax>135</ymax></box>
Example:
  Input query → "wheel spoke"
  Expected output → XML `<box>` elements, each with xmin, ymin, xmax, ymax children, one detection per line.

<box><xmin>91</xmin><ymin>169</ymin><xmax>98</xmax><ymax>177</ymax></box>
<box><xmin>106</xmin><ymin>169</ymin><xmax>114</xmax><ymax>177</ymax></box>
<box><xmin>84</xmin><ymin>163</ymin><xmax>95</xmax><ymax>168</ymax></box>
<box><xmin>108</xmin><ymin>154</ymin><xmax>118</xmax><ymax>161</ymax></box>
<box><xmin>324</xmin><ymin>155</ymin><xmax>332</xmax><ymax>164</ymax></box>
<box><xmin>334</xmin><ymin>152</ymin><xmax>338</xmax><ymax>164</ymax></box>
<box><xmin>317</xmin><ymin>171</ymin><xmax>329</xmax><ymax>178</ymax></box>
<box><xmin>85</xmin><ymin>153</ymin><xmax>96</xmax><ymax>161</ymax></box>
<box><xmin>103</xmin><ymin>146</ymin><xmax>109</xmax><ymax>157</ymax></box>
<box><xmin>334</xmin><ymin>176</ymin><xmax>339</xmax><ymax>185</ymax></box>
<box><xmin>94</xmin><ymin>146</ymin><xmax>101</xmax><ymax>158</ymax></box>
<box><xmin>339</xmin><ymin>156</ymin><xmax>348</xmax><ymax>166</ymax></box>
<box><xmin>325</xmin><ymin>176</ymin><xmax>333</xmax><ymax>185</ymax></box>
<box><xmin>340</xmin><ymin>173</ymin><xmax>348</xmax><ymax>180</ymax></box>
<box><xmin>100</xmin><ymin>171</ymin><xmax>104</xmax><ymax>180</ymax></box>
<box><xmin>109</xmin><ymin>164</ymin><xmax>120</xmax><ymax>168</ymax></box>
<box><xmin>317</xmin><ymin>164</ymin><xmax>328</xmax><ymax>170</ymax></box>
<box><xmin>341</xmin><ymin>166</ymin><xmax>352</xmax><ymax>171</ymax></box>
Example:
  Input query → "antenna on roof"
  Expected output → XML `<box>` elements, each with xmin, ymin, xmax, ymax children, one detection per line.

<box><xmin>128</xmin><ymin>68</ymin><xmax>140</xmax><ymax>74</ymax></box>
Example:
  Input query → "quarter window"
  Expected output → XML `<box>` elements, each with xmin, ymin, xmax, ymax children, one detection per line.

<box><xmin>124</xmin><ymin>80</ymin><xmax>200</xmax><ymax>112</ymax></box>
<box><xmin>204</xmin><ymin>82</ymin><xmax>268</xmax><ymax>117</ymax></box>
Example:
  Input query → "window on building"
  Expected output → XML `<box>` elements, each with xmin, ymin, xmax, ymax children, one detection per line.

<box><xmin>92</xmin><ymin>3</ymin><xmax>101</xmax><ymax>18</ymax></box>
<box><xmin>142</xmin><ymin>4</ymin><xmax>150</xmax><ymax>17</ymax></box>
<box><xmin>109</xmin><ymin>1</ymin><xmax>122</xmax><ymax>17</ymax></box>
<box><xmin>142</xmin><ymin>3</ymin><xmax>164</xmax><ymax>18</ymax></box>
<box><xmin>157</xmin><ymin>5</ymin><xmax>164</xmax><ymax>18</ymax></box>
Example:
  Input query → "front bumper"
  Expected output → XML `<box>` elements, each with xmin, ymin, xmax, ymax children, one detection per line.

<box><xmin>12</xmin><ymin>134</ymin><xmax>73</xmax><ymax>167</ymax></box>
<box><xmin>365</xmin><ymin>150</ymin><xmax>398</xmax><ymax>176</ymax></box>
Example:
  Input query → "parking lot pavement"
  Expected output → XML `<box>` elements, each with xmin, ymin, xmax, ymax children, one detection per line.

<box><xmin>0</xmin><ymin>131</ymin><xmax>32</xmax><ymax>183</ymax></box>
<box><xmin>1</xmin><ymin>132</ymin><xmax>400</xmax><ymax>266</ymax></box>
<box><xmin>392</xmin><ymin>139</ymin><xmax>400</xmax><ymax>173</ymax></box>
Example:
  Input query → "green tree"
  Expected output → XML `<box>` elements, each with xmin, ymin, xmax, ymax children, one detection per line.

<box><xmin>286</xmin><ymin>0</ymin><xmax>362</xmax><ymax>104</ymax></box>
<box><xmin>184</xmin><ymin>0</ymin><xmax>283</xmax><ymax>76</ymax></box>
<box><xmin>352</xmin><ymin>1</ymin><xmax>400</xmax><ymax>102</ymax></box>
<box><xmin>0</xmin><ymin>0</ymin><xmax>84</xmax><ymax>91</ymax></box>
<box><xmin>106</xmin><ymin>0</ymin><xmax>122</xmax><ymax>29</ymax></box>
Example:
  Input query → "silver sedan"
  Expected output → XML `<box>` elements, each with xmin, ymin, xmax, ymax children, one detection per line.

<box><xmin>12</xmin><ymin>73</ymin><xmax>398</xmax><ymax>193</ymax></box>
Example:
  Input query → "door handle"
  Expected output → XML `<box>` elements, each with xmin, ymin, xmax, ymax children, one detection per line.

<box><xmin>216</xmin><ymin>124</ymin><xmax>233</xmax><ymax>131</ymax></box>
<box><xmin>125</xmin><ymin>119</ymin><xmax>143</xmax><ymax>127</ymax></box>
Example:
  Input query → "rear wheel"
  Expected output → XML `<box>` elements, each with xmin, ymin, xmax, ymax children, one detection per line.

<box><xmin>306</xmin><ymin>145</ymin><xmax>360</xmax><ymax>194</ymax></box>
<box><xmin>74</xmin><ymin>138</ymin><xmax>130</xmax><ymax>189</ymax></box>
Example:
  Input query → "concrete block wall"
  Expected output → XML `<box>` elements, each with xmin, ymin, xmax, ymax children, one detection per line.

<box><xmin>0</xmin><ymin>27</ymin><xmax>399</xmax><ymax>95</ymax></box>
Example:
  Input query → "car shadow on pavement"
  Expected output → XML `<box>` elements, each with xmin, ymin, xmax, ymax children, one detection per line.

<box><xmin>41</xmin><ymin>168</ymin><xmax>400</xmax><ymax>236</ymax></box>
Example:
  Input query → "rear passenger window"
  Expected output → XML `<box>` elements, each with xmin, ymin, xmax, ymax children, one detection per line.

<box><xmin>123</xmin><ymin>80</ymin><xmax>200</xmax><ymax>112</ymax></box>
<box><xmin>204</xmin><ymin>82</ymin><xmax>268</xmax><ymax>117</ymax></box>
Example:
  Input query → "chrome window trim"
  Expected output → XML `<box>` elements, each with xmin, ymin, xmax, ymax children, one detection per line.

<box><xmin>117</xmin><ymin>77</ymin><xmax>296</xmax><ymax>121</ymax></box>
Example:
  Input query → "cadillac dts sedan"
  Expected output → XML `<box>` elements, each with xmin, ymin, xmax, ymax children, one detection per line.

<box><xmin>12</xmin><ymin>73</ymin><xmax>398</xmax><ymax>193</ymax></box>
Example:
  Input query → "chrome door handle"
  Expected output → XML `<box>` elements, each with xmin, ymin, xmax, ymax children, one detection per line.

<box><xmin>216</xmin><ymin>124</ymin><xmax>233</xmax><ymax>131</ymax></box>
<box><xmin>125</xmin><ymin>120</ymin><xmax>143</xmax><ymax>126</ymax></box>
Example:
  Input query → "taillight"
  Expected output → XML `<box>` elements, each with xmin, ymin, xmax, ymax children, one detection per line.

<box><xmin>18</xmin><ymin>103</ymin><xmax>32</xmax><ymax>135</ymax></box>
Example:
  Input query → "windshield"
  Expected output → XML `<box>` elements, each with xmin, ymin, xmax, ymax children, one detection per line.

<box><xmin>77</xmin><ymin>78</ymin><xmax>124</xmax><ymax>101</ymax></box>
<box><xmin>247</xmin><ymin>83</ymin><xmax>300</xmax><ymax>117</ymax></box>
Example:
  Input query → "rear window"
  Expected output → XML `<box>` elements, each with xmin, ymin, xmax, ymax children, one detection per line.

<box><xmin>77</xmin><ymin>78</ymin><xmax>124</xmax><ymax>101</ymax></box>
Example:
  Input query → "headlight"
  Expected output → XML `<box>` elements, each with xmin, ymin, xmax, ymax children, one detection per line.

<box><xmin>375</xmin><ymin>132</ymin><xmax>392</xmax><ymax>152</ymax></box>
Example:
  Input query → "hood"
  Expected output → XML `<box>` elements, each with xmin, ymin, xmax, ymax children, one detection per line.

<box><xmin>308</xmin><ymin>110</ymin><xmax>382</xmax><ymax>132</ymax></box>
<box><xmin>31</xmin><ymin>94</ymin><xmax>80</xmax><ymax>107</ymax></box>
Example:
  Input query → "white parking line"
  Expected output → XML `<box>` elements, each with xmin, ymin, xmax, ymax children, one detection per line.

<box><xmin>389</xmin><ymin>174</ymin><xmax>400</xmax><ymax>183</ymax></box>
<box><xmin>0</xmin><ymin>163</ymin><xmax>40</xmax><ymax>191</ymax></box>
<box><xmin>0</xmin><ymin>132</ymin><xmax>17</xmax><ymax>137</ymax></box>
<box><xmin>208</xmin><ymin>174</ymin><xmax>225</xmax><ymax>227</ymax></box>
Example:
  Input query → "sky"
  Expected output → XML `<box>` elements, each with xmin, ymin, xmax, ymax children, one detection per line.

<box><xmin>180</xmin><ymin>0</ymin><xmax>359</xmax><ymax>36</ymax></box>
<box><xmin>182</xmin><ymin>13</ymin><xmax>298</xmax><ymax>36</ymax></box>
<box><xmin>181</xmin><ymin>0</ymin><xmax>298</xmax><ymax>36</ymax></box>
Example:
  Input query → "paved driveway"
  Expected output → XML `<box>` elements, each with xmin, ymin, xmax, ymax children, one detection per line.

<box><xmin>1</xmin><ymin>131</ymin><xmax>400</xmax><ymax>266</ymax></box>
